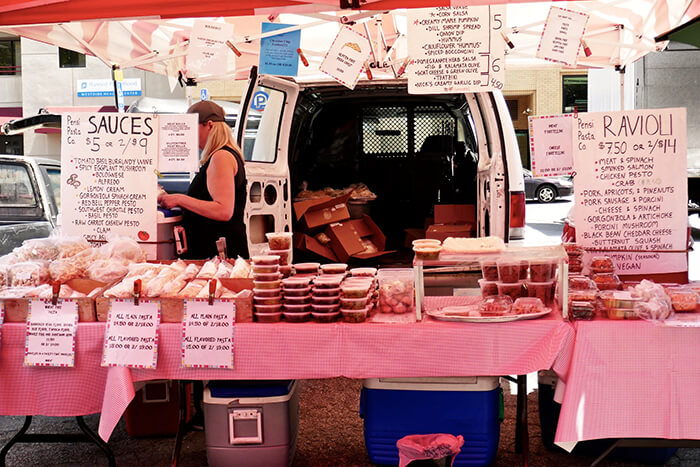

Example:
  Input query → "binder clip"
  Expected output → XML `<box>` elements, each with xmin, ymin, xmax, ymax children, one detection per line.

<box><xmin>208</xmin><ymin>280</ymin><xmax>217</xmax><ymax>306</ymax></box>
<box><xmin>581</xmin><ymin>39</ymin><xmax>592</xmax><ymax>57</ymax></box>
<box><xmin>500</xmin><ymin>31</ymin><xmax>515</xmax><ymax>49</ymax></box>
<box><xmin>297</xmin><ymin>48</ymin><xmax>309</xmax><ymax>67</ymax></box>
<box><xmin>133</xmin><ymin>279</ymin><xmax>142</xmax><ymax>306</ymax></box>
<box><xmin>51</xmin><ymin>281</ymin><xmax>60</xmax><ymax>306</ymax></box>
<box><xmin>397</xmin><ymin>57</ymin><xmax>412</xmax><ymax>77</ymax></box>
<box><xmin>364</xmin><ymin>62</ymin><xmax>373</xmax><ymax>80</ymax></box>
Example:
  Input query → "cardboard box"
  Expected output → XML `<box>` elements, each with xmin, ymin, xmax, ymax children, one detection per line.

<box><xmin>404</xmin><ymin>228</ymin><xmax>426</xmax><ymax>248</ymax></box>
<box><xmin>326</xmin><ymin>215</ymin><xmax>390</xmax><ymax>262</ymax></box>
<box><xmin>434</xmin><ymin>204</ymin><xmax>476</xmax><ymax>225</ymax></box>
<box><xmin>294</xmin><ymin>232</ymin><xmax>339</xmax><ymax>262</ymax></box>
<box><xmin>425</xmin><ymin>224</ymin><xmax>475</xmax><ymax>242</ymax></box>
<box><xmin>293</xmin><ymin>193</ymin><xmax>352</xmax><ymax>230</ymax></box>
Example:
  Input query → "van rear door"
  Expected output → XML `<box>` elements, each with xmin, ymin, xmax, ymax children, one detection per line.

<box><xmin>236</xmin><ymin>69</ymin><xmax>299</xmax><ymax>257</ymax></box>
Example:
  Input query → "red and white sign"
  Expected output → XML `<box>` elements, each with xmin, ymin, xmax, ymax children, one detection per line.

<box><xmin>187</xmin><ymin>20</ymin><xmax>235</xmax><ymax>77</ymax></box>
<box><xmin>181</xmin><ymin>299</ymin><xmax>235</xmax><ymax>369</ymax></box>
<box><xmin>528</xmin><ymin>113</ymin><xmax>574</xmax><ymax>177</ymax></box>
<box><xmin>536</xmin><ymin>6</ymin><xmax>589</xmax><ymax>66</ymax></box>
<box><xmin>102</xmin><ymin>300</ymin><xmax>160</xmax><ymax>368</ymax></box>
<box><xmin>24</xmin><ymin>299</ymin><xmax>79</xmax><ymax>367</ymax></box>
<box><xmin>319</xmin><ymin>26</ymin><xmax>371</xmax><ymax>90</ymax></box>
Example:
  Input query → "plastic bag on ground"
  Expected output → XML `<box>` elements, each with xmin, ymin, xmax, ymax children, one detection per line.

<box><xmin>397</xmin><ymin>433</ymin><xmax>464</xmax><ymax>467</ymax></box>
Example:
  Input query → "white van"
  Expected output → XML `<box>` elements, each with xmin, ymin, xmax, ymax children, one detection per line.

<box><xmin>235</xmin><ymin>68</ymin><xmax>526</xmax><ymax>259</ymax></box>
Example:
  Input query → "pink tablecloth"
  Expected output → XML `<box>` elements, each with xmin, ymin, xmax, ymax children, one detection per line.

<box><xmin>555</xmin><ymin>319</ymin><xmax>700</xmax><ymax>446</ymax></box>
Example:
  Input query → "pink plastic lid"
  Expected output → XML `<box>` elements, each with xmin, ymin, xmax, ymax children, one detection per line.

<box><xmin>253</xmin><ymin>288</ymin><xmax>282</xmax><ymax>296</ymax></box>
<box><xmin>340</xmin><ymin>296</ymin><xmax>370</xmax><ymax>306</ymax></box>
<box><xmin>293</xmin><ymin>262</ymin><xmax>320</xmax><ymax>273</ymax></box>
<box><xmin>311</xmin><ymin>287</ymin><xmax>341</xmax><ymax>296</ymax></box>
<box><xmin>340</xmin><ymin>304</ymin><xmax>371</xmax><ymax>314</ymax></box>
<box><xmin>254</xmin><ymin>303</ymin><xmax>282</xmax><ymax>312</ymax></box>
<box><xmin>350</xmin><ymin>267</ymin><xmax>377</xmax><ymax>277</ymax></box>
<box><xmin>282</xmin><ymin>276</ymin><xmax>313</xmax><ymax>288</ymax></box>
<box><xmin>314</xmin><ymin>276</ymin><xmax>344</xmax><ymax>288</ymax></box>
<box><xmin>311</xmin><ymin>303</ymin><xmax>340</xmax><ymax>312</ymax></box>
<box><xmin>252</xmin><ymin>272</ymin><xmax>283</xmax><ymax>281</ymax></box>
<box><xmin>253</xmin><ymin>280</ymin><xmax>282</xmax><ymax>289</ymax></box>
<box><xmin>320</xmin><ymin>263</ymin><xmax>348</xmax><ymax>273</ymax></box>
<box><xmin>283</xmin><ymin>303</ymin><xmax>311</xmax><ymax>312</ymax></box>
<box><xmin>251</xmin><ymin>255</ymin><xmax>281</xmax><ymax>265</ymax></box>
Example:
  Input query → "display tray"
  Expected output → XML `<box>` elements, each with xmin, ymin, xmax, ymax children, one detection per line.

<box><xmin>426</xmin><ymin>306</ymin><xmax>551</xmax><ymax>323</ymax></box>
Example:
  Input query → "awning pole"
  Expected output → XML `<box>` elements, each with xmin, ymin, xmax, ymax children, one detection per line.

<box><xmin>618</xmin><ymin>66</ymin><xmax>626</xmax><ymax>111</ymax></box>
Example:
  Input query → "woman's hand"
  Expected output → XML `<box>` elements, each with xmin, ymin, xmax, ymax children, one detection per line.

<box><xmin>159</xmin><ymin>193</ymin><xmax>182</xmax><ymax>210</ymax></box>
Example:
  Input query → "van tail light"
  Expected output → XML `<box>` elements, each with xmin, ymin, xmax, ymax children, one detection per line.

<box><xmin>509</xmin><ymin>191</ymin><xmax>526</xmax><ymax>239</ymax></box>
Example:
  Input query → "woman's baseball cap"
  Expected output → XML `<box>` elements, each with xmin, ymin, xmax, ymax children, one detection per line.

<box><xmin>187</xmin><ymin>100</ymin><xmax>226</xmax><ymax>124</ymax></box>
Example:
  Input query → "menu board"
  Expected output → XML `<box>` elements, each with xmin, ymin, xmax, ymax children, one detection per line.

<box><xmin>319</xmin><ymin>26</ymin><xmax>371</xmax><ymax>90</ymax></box>
<box><xmin>187</xmin><ymin>20</ymin><xmax>235</xmax><ymax>77</ymax></box>
<box><xmin>574</xmin><ymin>108</ymin><xmax>687</xmax><ymax>253</ymax></box>
<box><xmin>536</xmin><ymin>6</ymin><xmax>589</xmax><ymax>66</ymax></box>
<box><xmin>158</xmin><ymin>114</ymin><xmax>199</xmax><ymax>173</ymax></box>
<box><xmin>528</xmin><ymin>114</ymin><xmax>574</xmax><ymax>177</ymax></box>
<box><xmin>181</xmin><ymin>299</ymin><xmax>235</xmax><ymax>369</ymax></box>
<box><xmin>61</xmin><ymin>113</ymin><xmax>158</xmax><ymax>243</ymax></box>
<box><xmin>24</xmin><ymin>299</ymin><xmax>79</xmax><ymax>367</ymax></box>
<box><xmin>407</xmin><ymin>6</ymin><xmax>505</xmax><ymax>94</ymax></box>
<box><xmin>260</xmin><ymin>22</ymin><xmax>301</xmax><ymax>77</ymax></box>
<box><xmin>102</xmin><ymin>300</ymin><xmax>160</xmax><ymax>368</ymax></box>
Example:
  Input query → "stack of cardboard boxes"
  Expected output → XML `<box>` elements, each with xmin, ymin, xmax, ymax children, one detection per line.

<box><xmin>405</xmin><ymin>204</ymin><xmax>477</xmax><ymax>246</ymax></box>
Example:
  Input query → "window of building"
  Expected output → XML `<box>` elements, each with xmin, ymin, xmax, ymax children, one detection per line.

<box><xmin>0</xmin><ymin>40</ymin><xmax>20</xmax><ymax>75</ymax></box>
<box><xmin>59</xmin><ymin>47</ymin><xmax>86</xmax><ymax>68</ymax></box>
<box><xmin>0</xmin><ymin>135</ymin><xmax>23</xmax><ymax>155</ymax></box>
<box><xmin>562</xmin><ymin>75</ymin><xmax>588</xmax><ymax>113</ymax></box>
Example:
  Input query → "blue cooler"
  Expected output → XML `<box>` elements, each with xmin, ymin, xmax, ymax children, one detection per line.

<box><xmin>203</xmin><ymin>380</ymin><xmax>299</xmax><ymax>467</ymax></box>
<box><xmin>360</xmin><ymin>377</ymin><xmax>503</xmax><ymax>467</ymax></box>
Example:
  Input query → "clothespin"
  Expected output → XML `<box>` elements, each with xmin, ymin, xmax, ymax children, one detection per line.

<box><xmin>500</xmin><ymin>31</ymin><xmax>514</xmax><ymax>49</ymax></box>
<box><xmin>51</xmin><ymin>281</ymin><xmax>60</xmax><ymax>306</ymax></box>
<box><xmin>208</xmin><ymin>279</ymin><xmax>216</xmax><ymax>306</ymax></box>
<box><xmin>581</xmin><ymin>39</ymin><xmax>592</xmax><ymax>57</ymax></box>
<box><xmin>216</xmin><ymin>237</ymin><xmax>227</xmax><ymax>260</ymax></box>
<box><xmin>397</xmin><ymin>57</ymin><xmax>412</xmax><ymax>77</ymax></box>
<box><xmin>267</xmin><ymin>14</ymin><xmax>278</xmax><ymax>22</ymax></box>
<box><xmin>133</xmin><ymin>279</ymin><xmax>142</xmax><ymax>306</ymax></box>
<box><xmin>226</xmin><ymin>40</ymin><xmax>242</xmax><ymax>57</ymax></box>
<box><xmin>297</xmin><ymin>48</ymin><xmax>309</xmax><ymax>67</ymax></box>
<box><xmin>364</xmin><ymin>62</ymin><xmax>373</xmax><ymax>80</ymax></box>
<box><xmin>573</xmin><ymin>106</ymin><xmax>579</xmax><ymax>119</ymax></box>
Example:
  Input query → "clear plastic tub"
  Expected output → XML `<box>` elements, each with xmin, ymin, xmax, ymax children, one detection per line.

<box><xmin>529</xmin><ymin>260</ymin><xmax>555</xmax><ymax>282</ymax></box>
<box><xmin>320</xmin><ymin>263</ymin><xmax>348</xmax><ymax>275</ymax></box>
<box><xmin>266</xmin><ymin>232</ymin><xmax>293</xmax><ymax>250</ymax></box>
<box><xmin>251</xmin><ymin>255</ymin><xmax>281</xmax><ymax>265</ymax></box>
<box><xmin>283</xmin><ymin>303</ymin><xmax>311</xmax><ymax>313</ymax></box>
<box><xmin>478</xmin><ymin>279</ymin><xmax>499</xmax><ymax>298</ymax></box>
<box><xmin>527</xmin><ymin>280</ymin><xmax>555</xmax><ymax>305</ymax></box>
<box><xmin>563</xmin><ymin>243</ymin><xmax>584</xmax><ymax>256</ymax></box>
<box><xmin>252</xmin><ymin>264</ymin><xmax>280</xmax><ymax>274</ymax></box>
<box><xmin>569</xmin><ymin>276</ymin><xmax>596</xmax><ymax>290</ymax></box>
<box><xmin>479</xmin><ymin>295</ymin><xmax>513</xmax><ymax>316</ymax></box>
<box><xmin>568</xmin><ymin>257</ymin><xmax>583</xmax><ymax>273</ymax></box>
<box><xmin>341</xmin><ymin>306</ymin><xmax>370</xmax><ymax>323</ymax></box>
<box><xmin>284</xmin><ymin>295</ymin><xmax>311</xmax><ymax>305</ymax></box>
<box><xmin>341</xmin><ymin>282</ymin><xmax>372</xmax><ymax>298</ymax></box>
<box><xmin>311</xmin><ymin>303</ymin><xmax>340</xmax><ymax>313</ymax></box>
<box><xmin>412</xmin><ymin>239</ymin><xmax>441</xmax><ymax>248</ymax></box>
<box><xmin>350</xmin><ymin>267</ymin><xmax>377</xmax><ymax>277</ymax></box>
<box><xmin>313</xmin><ymin>311</ymin><xmax>340</xmax><ymax>323</ymax></box>
<box><xmin>253</xmin><ymin>287</ymin><xmax>282</xmax><ymax>297</ymax></box>
<box><xmin>607</xmin><ymin>307</ymin><xmax>640</xmax><ymax>320</ymax></box>
<box><xmin>497</xmin><ymin>281</ymin><xmax>525</xmax><ymax>300</ymax></box>
<box><xmin>314</xmin><ymin>276</ymin><xmax>344</xmax><ymax>289</ymax></box>
<box><xmin>282</xmin><ymin>286</ymin><xmax>311</xmax><ymax>297</ymax></box>
<box><xmin>254</xmin><ymin>295</ymin><xmax>283</xmax><ymax>306</ymax></box>
<box><xmin>413</xmin><ymin>245</ymin><xmax>441</xmax><ymax>260</ymax></box>
<box><xmin>282</xmin><ymin>276</ymin><xmax>313</xmax><ymax>288</ymax></box>
<box><xmin>497</xmin><ymin>260</ymin><xmax>523</xmax><ymax>283</ymax></box>
<box><xmin>512</xmin><ymin>297</ymin><xmax>545</xmax><ymax>315</ymax></box>
<box><xmin>293</xmin><ymin>262</ymin><xmax>320</xmax><ymax>274</ymax></box>
<box><xmin>377</xmin><ymin>268</ymin><xmax>414</xmax><ymax>315</ymax></box>
<box><xmin>340</xmin><ymin>296</ymin><xmax>370</xmax><ymax>310</ymax></box>
<box><xmin>668</xmin><ymin>288</ymin><xmax>699</xmax><ymax>312</ymax></box>
<box><xmin>571</xmin><ymin>301</ymin><xmax>595</xmax><ymax>320</ymax></box>
<box><xmin>283</xmin><ymin>311</ymin><xmax>311</xmax><ymax>323</ymax></box>
<box><xmin>312</xmin><ymin>295</ymin><xmax>340</xmax><ymax>305</ymax></box>
<box><xmin>592</xmin><ymin>273</ymin><xmax>622</xmax><ymax>291</ymax></box>
<box><xmin>279</xmin><ymin>264</ymin><xmax>293</xmax><ymax>278</ymax></box>
<box><xmin>480</xmin><ymin>261</ymin><xmax>499</xmax><ymax>281</ymax></box>
<box><xmin>599</xmin><ymin>290</ymin><xmax>641</xmax><ymax>309</ymax></box>
<box><xmin>252</xmin><ymin>272</ymin><xmax>282</xmax><ymax>282</ymax></box>
<box><xmin>253</xmin><ymin>280</ymin><xmax>282</xmax><ymax>290</ymax></box>
<box><xmin>267</xmin><ymin>248</ymin><xmax>292</xmax><ymax>265</ymax></box>
<box><xmin>312</xmin><ymin>287</ymin><xmax>341</xmax><ymax>297</ymax></box>
<box><xmin>254</xmin><ymin>303</ymin><xmax>282</xmax><ymax>313</ymax></box>
<box><xmin>255</xmin><ymin>311</ymin><xmax>282</xmax><ymax>323</ymax></box>
<box><xmin>590</xmin><ymin>255</ymin><xmax>615</xmax><ymax>274</ymax></box>
<box><xmin>568</xmin><ymin>289</ymin><xmax>598</xmax><ymax>305</ymax></box>
<box><xmin>518</xmin><ymin>260</ymin><xmax>529</xmax><ymax>280</ymax></box>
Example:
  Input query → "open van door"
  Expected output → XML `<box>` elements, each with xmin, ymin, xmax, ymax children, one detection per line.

<box><xmin>235</xmin><ymin>67</ymin><xmax>299</xmax><ymax>257</ymax></box>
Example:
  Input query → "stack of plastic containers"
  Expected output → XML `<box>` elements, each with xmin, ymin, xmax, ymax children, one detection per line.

<box><xmin>281</xmin><ymin>276</ymin><xmax>313</xmax><ymax>322</ymax></box>
<box><xmin>292</xmin><ymin>262</ymin><xmax>320</xmax><ymax>278</ymax></box>
<box><xmin>340</xmin><ymin>275</ymin><xmax>374</xmax><ymax>322</ymax></box>
<box><xmin>311</xmin><ymin>264</ymin><xmax>346</xmax><ymax>322</ymax></box>
<box><xmin>527</xmin><ymin>259</ymin><xmax>557</xmax><ymax>305</ymax></box>
<box><xmin>495</xmin><ymin>259</ymin><xmax>527</xmax><ymax>300</ymax></box>
<box><xmin>252</xmin><ymin>255</ymin><xmax>282</xmax><ymax>322</ymax></box>
<box><xmin>265</xmin><ymin>232</ymin><xmax>294</xmax><ymax>278</ymax></box>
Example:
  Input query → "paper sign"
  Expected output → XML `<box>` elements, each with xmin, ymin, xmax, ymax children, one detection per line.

<box><xmin>536</xmin><ymin>6</ymin><xmax>589</xmax><ymax>66</ymax></box>
<box><xmin>528</xmin><ymin>114</ymin><xmax>574</xmax><ymax>177</ymax></box>
<box><xmin>583</xmin><ymin>250</ymin><xmax>688</xmax><ymax>275</ymax></box>
<box><xmin>187</xmin><ymin>20</ymin><xmax>234</xmax><ymax>77</ymax></box>
<box><xmin>60</xmin><ymin>113</ymin><xmax>158</xmax><ymax>243</ymax></box>
<box><xmin>574</xmin><ymin>108</ymin><xmax>687</xmax><ymax>252</ymax></box>
<box><xmin>102</xmin><ymin>299</ymin><xmax>160</xmax><ymax>368</ymax></box>
<box><xmin>260</xmin><ymin>22</ymin><xmax>301</xmax><ymax>77</ymax></box>
<box><xmin>181</xmin><ymin>299</ymin><xmax>235</xmax><ymax>369</ymax></box>
<box><xmin>319</xmin><ymin>26</ymin><xmax>371</xmax><ymax>90</ymax></box>
<box><xmin>0</xmin><ymin>301</ymin><xmax>4</xmax><ymax>348</ymax></box>
<box><xmin>407</xmin><ymin>6</ymin><xmax>505</xmax><ymax>94</ymax></box>
<box><xmin>158</xmin><ymin>114</ymin><xmax>199</xmax><ymax>173</ymax></box>
<box><xmin>24</xmin><ymin>299</ymin><xmax>79</xmax><ymax>367</ymax></box>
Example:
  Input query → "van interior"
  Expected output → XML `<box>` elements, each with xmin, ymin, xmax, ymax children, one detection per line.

<box><xmin>286</xmin><ymin>83</ymin><xmax>480</xmax><ymax>253</ymax></box>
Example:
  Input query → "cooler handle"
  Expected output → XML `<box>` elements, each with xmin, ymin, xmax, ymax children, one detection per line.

<box><xmin>228</xmin><ymin>408</ymin><xmax>263</xmax><ymax>445</ymax></box>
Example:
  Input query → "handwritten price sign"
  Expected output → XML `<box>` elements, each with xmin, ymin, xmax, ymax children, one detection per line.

<box><xmin>181</xmin><ymin>299</ymin><xmax>235</xmax><ymax>369</ymax></box>
<box><xmin>102</xmin><ymin>299</ymin><xmax>161</xmax><ymax>368</ymax></box>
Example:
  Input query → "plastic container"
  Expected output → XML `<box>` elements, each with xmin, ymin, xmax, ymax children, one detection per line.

<box><xmin>282</xmin><ymin>311</ymin><xmax>311</xmax><ymax>323</ymax></box>
<box><xmin>377</xmin><ymin>268</ymin><xmax>415</xmax><ymax>315</ymax></box>
<box><xmin>252</xmin><ymin>264</ymin><xmax>280</xmax><ymax>274</ymax></box>
<box><xmin>282</xmin><ymin>286</ymin><xmax>311</xmax><ymax>297</ymax></box>
<box><xmin>497</xmin><ymin>260</ymin><xmax>522</xmax><ymax>283</ymax></box>
<box><xmin>413</xmin><ymin>245</ymin><xmax>441</xmax><ymax>260</ymax></box>
<box><xmin>313</xmin><ymin>276</ymin><xmax>344</xmax><ymax>289</ymax></box>
<box><xmin>293</xmin><ymin>263</ymin><xmax>320</xmax><ymax>275</ymax></box>
<box><xmin>253</xmin><ymin>280</ymin><xmax>282</xmax><ymax>290</ymax></box>
<box><xmin>254</xmin><ymin>295</ymin><xmax>282</xmax><ymax>306</ymax></box>
<box><xmin>320</xmin><ymin>263</ymin><xmax>348</xmax><ymax>275</ymax></box>
<box><xmin>480</xmin><ymin>261</ymin><xmax>499</xmax><ymax>281</ymax></box>
<box><xmin>266</xmin><ymin>232</ymin><xmax>293</xmax><ymax>250</ymax></box>
<box><xmin>281</xmin><ymin>277</ymin><xmax>313</xmax><ymax>289</ymax></box>
<box><xmin>267</xmin><ymin>248</ymin><xmax>292</xmax><ymax>265</ymax></box>
<box><xmin>283</xmin><ymin>303</ymin><xmax>311</xmax><ymax>313</ymax></box>
<box><xmin>253</xmin><ymin>288</ymin><xmax>282</xmax><ymax>298</ymax></box>
<box><xmin>479</xmin><ymin>295</ymin><xmax>513</xmax><ymax>316</ymax></box>
<box><xmin>478</xmin><ymin>279</ymin><xmax>499</xmax><ymax>298</ymax></box>
<box><xmin>251</xmin><ymin>255</ymin><xmax>281</xmax><ymax>266</ymax></box>
<box><xmin>311</xmin><ymin>287</ymin><xmax>341</xmax><ymax>297</ymax></box>
<box><xmin>527</xmin><ymin>281</ymin><xmax>555</xmax><ymax>305</ymax></box>
<box><xmin>412</xmin><ymin>239</ymin><xmax>441</xmax><ymax>248</ymax></box>
<box><xmin>607</xmin><ymin>307</ymin><xmax>640</xmax><ymax>320</ymax></box>
<box><xmin>350</xmin><ymin>267</ymin><xmax>377</xmax><ymax>277</ymax></box>
<box><xmin>255</xmin><ymin>311</ymin><xmax>282</xmax><ymax>323</ymax></box>
<box><xmin>592</xmin><ymin>273</ymin><xmax>622</xmax><ymax>291</ymax></box>
<box><xmin>340</xmin><ymin>296</ymin><xmax>370</xmax><ymax>310</ymax></box>
<box><xmin>518</xmin><ymin>260</ymin><xmax>529</xmax><ymax>280</ymax></box>
<box><xmin>568</xmin><ymin>289</ymin><xmax>598</xmax><ymax>305</ymax></box>
<box><xmin>341</xmin><ymin>282</ymin><xmax>372</xmax><ymax>298</ymax></box>
<box><xmin>569</xmin><ymin>276</ymin><xmax>596</xmax><ymax>290</ymax></box>
<box><xmin>311</xmin><ymin>295</ymin><xmax>340</xmax><ymax>305</ymax></box>
<box><xmin>254</xmin><ymin>303</ymin><xmax>282</xmax><ymax>313</ymax></box>
<box><xmin>667</xmin><ymin>288</ymin><xmax>699</xmax><ymax>312</ymax></box>
<box><xmin>512</xmin><ymin>297</ymin><xmax>545</xmax><ymax>315</ymax></box>
<box><xmin>496</xmin><ymin>281</ymin><xmax>525</xmax><ymax>300</ymax></box>
<box><xmin>599</xmin><ymin>290</ymin><xmax>641</xmax><ymax>310</ymax></box>
<box><xmin>570</xmin><ymin>301</ymin><xmax>595</xmax><ymax>320</ymax></box>
<box><xmin>311</xmin><ymin>303</ymin><xmax>340</xmax><ymax>313</ymax></box>
<box><xmin>529</xmin><ymin>260</ymin><xmax>555</xmax><ymax>282</ymax></box>
<box><xmin>312</xmin><ymin>311</ymin><xmax>340</xmax><ymax>323</ymax></box>
<box><xmin>252</xmin><ymin>272</ymin><xmax>283</xmax><ymax>282</ymax></box>
<box><xmin>590</xmin><ymin>255</ymin><xmax>615</xmax><ymax>273</ymax></box>
<box><xmin>284</xmin><ymin>295</ymin><xmax>311</xmax><ymax>305</ymax></box>
<box><xmin>341</xmin><ymin>306</ymin><xmax>370</xmax><ymax>323</ymax></box>
<box><xmin>568</xmin><ymin>257</ymin><xmax>583</xmax><ymax>274</ymax></box>
<box><xmin>279</xmin><ymin>264</ymin><xmax>293</xmax><ymax>278</ymax></box>
<box><xmin>563</xmin><ymin>243</ymin><xmax>584</xmax><ymax>256</ymax></box>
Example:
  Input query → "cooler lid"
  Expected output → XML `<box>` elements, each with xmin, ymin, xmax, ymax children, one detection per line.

<box><xmin>208</xmin><ymin>380</ymin><xmax>294</xmax><ymax>398</ymax></box>
<box><xmin>363</xmin><ymin>376</ymin><xmax>499</xmax><ymax>392</ymax></box>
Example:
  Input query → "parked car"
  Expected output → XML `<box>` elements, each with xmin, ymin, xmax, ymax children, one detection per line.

<box><xmin>523</xmin><ymin>169</ymin><xmax>573</xmax><ymax>203</ymax></box>
<box><xmin>0</xmin><ymin>155</ymin><xmax>61</xmax><ymax>255</ymax></box>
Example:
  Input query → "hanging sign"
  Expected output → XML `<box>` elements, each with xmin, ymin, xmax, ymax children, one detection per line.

<box><xmin>24</xmin><ymin>299</ymin><xmax>79</xmax><ymax>367</ymax></box>
<box><xmin>60</xmin><ymin>112</ymin><xmax>158</xmax><ymax>243</ymax></box>
<box><xmin>528</xmin><ymin>114</ymin><xmax>574</xmax><ymax>177</ymax></box>
<box><xmin>181</xmin><ymin>299</ymin><xmax>235</xmax><ymax>369</ymax></box>
<box><xmin>157</xmin><ymin>114</ymin><xmax>199</xmax><ymax>173</ymax></box>
<box><xmin>573</xmin><ymin>108</ymin><xmax>687</xmax><ymax>256</ymax></box>
<box><xmin>407</xmin><ymin>6</ymin><xmax>505</xmax><ymax>94</ymax></box>
<box><xmin>0</xmin><ymin>301</ymin><xmax>4</xmax><ymax>349</ymax></box>
<box><xmin>536</xmin><ymin>6</ymin><xmax>589</xmax><ymax>66</ymax></box>
<box><xmin>319</xmin><ymin>26</ymin><xmax>371</xmax><ymax>90</ymax></box>
<box><xmin>102</xmin><ymin>299</ymin><xmax>160</xmax><ymax>368</ymax></box>
<box><xmin>259</xmin><ymin>22</ymin><xmax>301</xmax><ymax>77</ymax></box>
<box><xmin>187</xmin><ymin>20</ymin><xmax>234</xmax><ymax>77</ymax></box>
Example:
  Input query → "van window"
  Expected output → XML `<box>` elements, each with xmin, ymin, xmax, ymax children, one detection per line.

<box><xmin>0</xmin><ymin>164</ymin><xmax>38</xmax><ymax>207</ymax></box>
<box><xmin>42</xmin><ymin>166</ymin><xmax>61</xmax><ymax>210</ymax></box>
<box><xmin>243</xmin><ymin>86</ymin><xmax>285</xmax><ymax>163</ymax></box>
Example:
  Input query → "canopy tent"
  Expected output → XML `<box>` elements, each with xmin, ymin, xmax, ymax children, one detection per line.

<box><xmin>655</xmin><ymin>0</ymin><xmax>700</xmax><ymax>47</ymax></box>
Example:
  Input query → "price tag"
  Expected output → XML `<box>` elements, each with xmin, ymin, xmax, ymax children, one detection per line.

<box><xmin>102</xmin><ymin>299</ymin><xmax>160</xmax><ymax>368</ymax></box>
<box><xmin>181</xmin><ymin>299</ymin><xmax>235</xmax><ymax>369</ymax></box>
<box><xmin>24</xmin><ymin>299</ymin><xmax>79</xmax><ymax>367</ymax></box>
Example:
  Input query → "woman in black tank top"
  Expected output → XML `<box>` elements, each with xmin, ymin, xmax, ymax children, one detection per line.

<box><xmin>158</xmin><ymin>101</ymin><xmax>248</xmax><ymax>259</ymax></box>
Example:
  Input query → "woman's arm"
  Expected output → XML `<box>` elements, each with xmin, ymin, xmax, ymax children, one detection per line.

<box><xmin>159</xmin><ymin>149</ymin><xmax>238</xmax><ymax>222</ymax></box>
